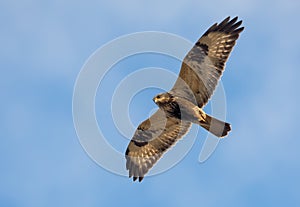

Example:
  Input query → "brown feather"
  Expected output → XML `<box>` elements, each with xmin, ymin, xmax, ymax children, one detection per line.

<box><xmin>171</xmin><ymin>16</ymin><xmax>244</xmax><ymax>107</ymax></box>
<box><xmin>125</xmin><ymin>110</ymin><xmax>191</xmax><ymax>182</ymax></box>
<box><xmin>125</xmin><ymin>17</ymin><xmax>244</xmax><ymax>182</ymax></box>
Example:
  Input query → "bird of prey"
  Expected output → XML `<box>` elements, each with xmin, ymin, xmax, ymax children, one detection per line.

<box><xmin>125</xmin><ymin>16</ymin><xmax>244</xmax><ymax>182</ymax></box>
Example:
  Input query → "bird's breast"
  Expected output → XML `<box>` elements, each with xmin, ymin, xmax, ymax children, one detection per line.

<box><xmin>162</xmin><ymin>101</ymin><xmax>181</xmax><ymax>119</ymax></box>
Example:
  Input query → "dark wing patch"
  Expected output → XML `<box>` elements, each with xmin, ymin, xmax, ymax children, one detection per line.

<box><xmin>125</xmin><ymin>109</ymin><xmax>191</xmax><ymax>182</ymax></box>
<box><xmin>171</xmin><ymin>16</ymin><xmax>244</xmax><ymax>107</ymax></box>
<box><xmin>195</xmin><ymin>42</ymin><xmax>209</xmax><ymax>55</ymax></box>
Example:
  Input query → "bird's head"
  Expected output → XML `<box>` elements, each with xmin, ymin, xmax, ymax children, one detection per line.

<box><xmin>153</xmin><ymin>92</ymin><xmax>175</xmax><ymax>106</ymax></box>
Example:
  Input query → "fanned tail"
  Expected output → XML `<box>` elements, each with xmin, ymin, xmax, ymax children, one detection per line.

<box><xmin>199</xmin><ymin>113</ymin><xmax>231</xmax><ymax>137</ymax></box>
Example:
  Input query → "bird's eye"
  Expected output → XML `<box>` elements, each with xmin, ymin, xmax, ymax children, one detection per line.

<box><xmin>157</xmin><ymin>95</ymin><xmax>160</xmax><ymax>99</ymax></box>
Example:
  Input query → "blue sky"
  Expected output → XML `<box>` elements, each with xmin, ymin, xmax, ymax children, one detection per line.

<box><xmin>1</xmin><ymin>0</ymin><xmax>300</xmax><ymax>206</ymax></box>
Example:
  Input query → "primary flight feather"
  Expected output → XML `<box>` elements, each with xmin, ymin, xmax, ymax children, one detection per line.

<box><xmin>125</xmin><ymin>16</ymin><xmax>244</xmax><ymax>182</ymax></box>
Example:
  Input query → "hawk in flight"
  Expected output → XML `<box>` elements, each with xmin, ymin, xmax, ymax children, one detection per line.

<box><xmin>125</xmin><ymin>16</ymin><xmax>244</xmax><ymax>182</ymax></box>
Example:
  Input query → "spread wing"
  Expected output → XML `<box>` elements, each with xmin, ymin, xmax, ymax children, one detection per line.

<box><xmin>125</xmin><ymin>109</ymin><xmax>191</xmax><ymax>182</ymax></box>
<box><xmin>171</xmin><ymin>16</ymin><xmax>244</xmax><ymax>107</ymax></box>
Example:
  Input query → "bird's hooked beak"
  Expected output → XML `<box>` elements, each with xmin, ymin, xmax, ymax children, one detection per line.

<box><xmin>153</xmin><ymin>97</ymin><xmax>157</xmax><ymax>103</ymax></box>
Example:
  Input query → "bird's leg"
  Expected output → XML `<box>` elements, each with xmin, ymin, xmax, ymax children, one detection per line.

<box><xmin>197</xmin><ymin>108</ymin><xmax>207</xmax><ymax>122</ymax></box>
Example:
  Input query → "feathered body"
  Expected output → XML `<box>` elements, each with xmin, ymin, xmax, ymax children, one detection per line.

<box><xmin>125</xmin><ymin>16</ymin><xmax>244</xmax><ymax>182</ymax></box>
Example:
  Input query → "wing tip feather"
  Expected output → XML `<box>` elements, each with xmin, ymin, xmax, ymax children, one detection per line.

<box><xmin>203</xmin><ymin>16</ymin><xmax>244</xmax><ymax>37</ymax></box>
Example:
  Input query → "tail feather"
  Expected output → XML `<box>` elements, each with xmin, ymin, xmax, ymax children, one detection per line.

<box><xmin>199</xmin><ymin>114</ymin><xmax>231</xmax><ymax>137</ymax></box>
